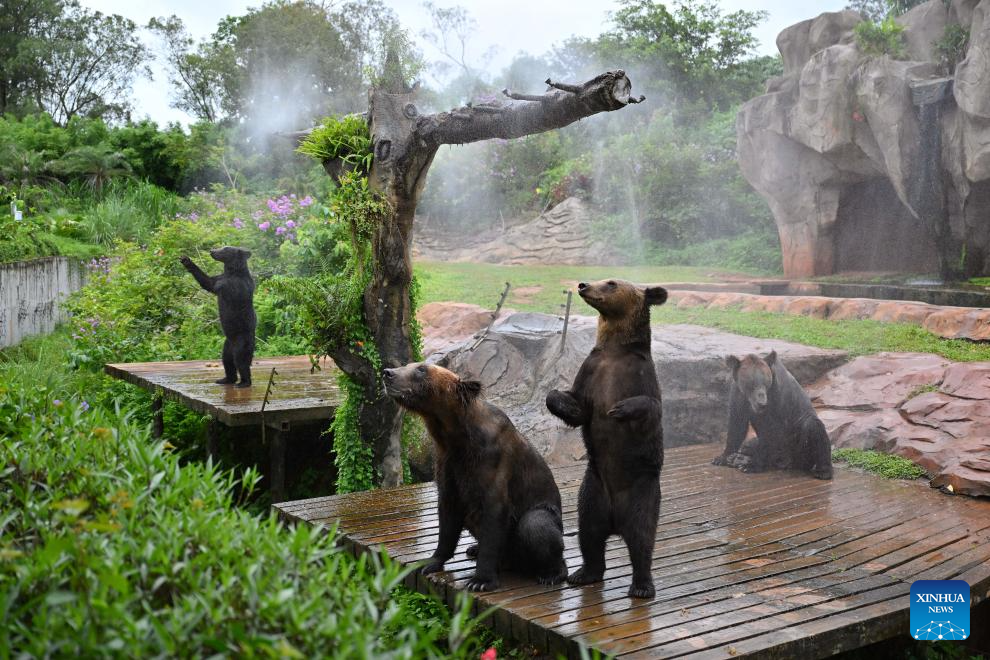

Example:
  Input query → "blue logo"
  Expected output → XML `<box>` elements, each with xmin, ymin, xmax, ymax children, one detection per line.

<box><xmin>910</xmin><ymin>580</ymin><xmax>970</xmax><ymax>640</ymax></box>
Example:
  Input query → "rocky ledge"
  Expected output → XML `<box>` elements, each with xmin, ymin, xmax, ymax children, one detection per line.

<box><xmin>810</xmin><ymin>354</ymin><xmax>990</xmax><ymax>497</ymax></box>
<box><xmin>668</xmin><ymin>289</ymin><xmax>990</xmax><ymax>341</ymax></box>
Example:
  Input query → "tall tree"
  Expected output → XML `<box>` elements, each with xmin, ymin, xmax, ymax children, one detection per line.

<box><xmin>0</xmin><ymin>0</ymin><xmax>67</xmax><ymax>116</ymax></box>
<box><xmin>298</xmin><ymin>51</ymin><xmax>645</xmax><ymax>487</ymax></box>
<box><xmin>33</xmin><ymin>7</ymin><xmax>149</xmax><ymax>124</ymax></box>
<box><xmin>599</xmin><ymin>0</ymin><xmax>768</xmax><ymax>112</ymax></box>
<box><xmin>148</xmin><ymin>16</ymin><xmax>229</xmax><ymax>123</ymax></box>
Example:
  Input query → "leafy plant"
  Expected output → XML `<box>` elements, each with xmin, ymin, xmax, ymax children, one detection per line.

<box><xmin>933</xmin><ymin>23</ymin><xmax>969</xmax><ymax>75</ymax></box>
<box><xmin>831</xmin><ymin>448</ymin><xmax>927</xmax><ymax>479</ymax></box>
<box><xmin>0</xmin><ymin>380</ymin><xmax>492</xmax><ymax>658</ymax></box>
<box><xmin>855</xmin><ymin>18</ymin><xmax>908</xmax><ymax>59</ymax></box>
<box><xmin>54</xmin><ymin>144</ymin><xmax>134</xmax><ymax>194</ymax></box>
<box><xmin>297</xmin><ymin>115</ymin><xmax>373</xmax><ymax>174</ymax></box>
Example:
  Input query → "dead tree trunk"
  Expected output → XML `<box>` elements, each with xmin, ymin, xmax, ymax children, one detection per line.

<box><xmin>319</xmin><ymin>67</ymin><xmax>643</xmax><ymax>488</ymax></box>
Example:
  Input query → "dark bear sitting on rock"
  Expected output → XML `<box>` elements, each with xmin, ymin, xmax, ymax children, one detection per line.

<box><xmin>712</xmin><ymin>351</ymin><xmax>833</xmax><ymax>480</ymax></box>
<box><xmin>179</xmin><ymin>247</ymin><xmax>256</xmax><ymax>388</ymax></box>
<box><xmin>546</xmin><ymin>279</ymin><xmax>667</xmax><ymax>599</ymax></box>
<box><xmin>384</xmin><ymin>362</ymin><xmax>567</xmax><ymax>592</ymax></box>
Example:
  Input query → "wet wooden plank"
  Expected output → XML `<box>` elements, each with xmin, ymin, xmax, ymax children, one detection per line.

<box><xmin>105</xmin><ymin>355</ymin><xmax>343</xmax><ymax>426</ymax></box>
<box><xmin>273</xmin><ymin>444</ymin><xmax>990</xmax><ymax>658</ymax></box>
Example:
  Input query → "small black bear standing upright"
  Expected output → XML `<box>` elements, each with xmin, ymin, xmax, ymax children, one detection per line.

<box><xmin>546</xmin><ymin>279</ymin><xmax>667</xmax><ymax>599</ymax></box>
<box><xmin>180</xmin><ymin>247</ymin><xmax>256</xmax><ymax>388</ymax></box>
<box><xmin>712</xmin><ymin>351</ymin><xmax>833</xmax><ymax>480</ymax></box>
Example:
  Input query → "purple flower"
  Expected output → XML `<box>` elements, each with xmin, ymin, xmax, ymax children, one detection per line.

<box><xmin>299</xmin><ymin>196</ymin><xmax>313</xmax><ymax>207</ymax></box>
<box><xmin>275</xmin><ymin>226</ymin><xmax>286</xmax><ymax>235</ymax></box>
<box><xmin>232</xmin><ymin>218</ymin><xmax>244</xmax><ymax>229</ymax></box>
<box><xmin>252</xmin><ymin>210</ymin><xmax>264</xmax><ymax>220</ymax></box>
<box><xmin>188</xmin><ymin>212</ymin><xmax>199</xmax><ymax>222</ymax></box>
<box><xmin>285</xmin><ymin>219</ymin><xmax>296</xmax><ymax>229</ymax></box>
<box><xmin>53</xmin><ymin>399</ymin><xmax>62</xmax><ymax>407</ymax></box>
<box><xmin>80</xmin><ymin>401</ymin><xmax>90</xmax><ymax>412</ymax></box>
<box><xmin>258</xmin><ymin>221</ymin><xmax>271</xmax><ymax>231</ymax></box>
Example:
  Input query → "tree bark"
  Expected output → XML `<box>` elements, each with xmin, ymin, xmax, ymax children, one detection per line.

<box><xmin>319</xmin><ymin>70</ymin><xmax>641</xmax><ymax>488</ymax></box>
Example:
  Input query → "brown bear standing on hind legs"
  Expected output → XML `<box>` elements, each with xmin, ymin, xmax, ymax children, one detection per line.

<box><xmin>384</xmin><ymin>362</ymin><xmax>568</xmax><ymax>591</ymax></box>
<box><xmin>179</xmin><ymin>247</ymin><xmax>256</xmax><ymax>388</ymax></box>
<box><xmin>712</xmin><ymin>351</ymin><xmax>833</xmax><ymax>480</ymax></box>
<box><xmin>546</xmin><ymin>279</ymin><xmax>667</xmax><ymax>599</ymax></box>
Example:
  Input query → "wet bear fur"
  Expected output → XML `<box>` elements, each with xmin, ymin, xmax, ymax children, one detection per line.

<box><xmin>179</xmin><ymin>246</ymin><xmax>256</xmax><ymax>387</ymax></box>
<box><xmin>384</xmin><ymin>362</ymin><xmax>567</xmax><ymax>592</ymax></box>
<box><xmin>546</xmin><ymin>278</ymin><xmax>667</xmax><ymax>599</ymax></box>
<box><xmin>712</xmin><ymin>351</ymin><xmax>833</xmax><ymax>480</ymax></box>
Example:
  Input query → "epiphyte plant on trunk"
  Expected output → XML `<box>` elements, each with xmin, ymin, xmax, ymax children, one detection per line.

<box><xmin>295</xmin><ymin>46</ymin><xmax>644</xmax><ymax>490</ymax></box>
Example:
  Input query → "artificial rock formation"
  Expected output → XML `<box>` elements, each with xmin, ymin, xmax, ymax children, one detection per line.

<box><xmin>810</xmin><ymin>353</ymin><xmax>990</xmax><ymax>497</ymax></box>
<box><xmin>738</xmin><ymin>1</ymin><xmax>990</xmax><ymax>279</ymax></box>
<box><xmin>415</xmin><ymin>197</ymin><xmax>617</xmax><ymax>265</ymax></box>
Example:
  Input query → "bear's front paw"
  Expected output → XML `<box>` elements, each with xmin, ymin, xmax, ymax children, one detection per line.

<box><xmin>234</xmin><ymin>381</ymin><xmax>252</xmax><ymax>389</ymax></box>
<box><xmin>546</xmin><ymin>390</ymin><xmax>584</xmax><ymax>427</ymax></box>
<box><xmin>566</xmin><ymin>566</ymin><xmax>604</xmax><ymax>586</ymax></box>
<box><xmin>420</xmin><ymin>559</ymin><xmax>446</xmax><ymax>575</ymax></box>
<box><xmin>465</xmin><ymin>574</ymin><xmax>499</xmax><ymax>592</ymax></box>
<box><xmin>628</xmin><ymin>580</ymin><xmax>656</xmax><ymax>599</ymax></box>
<box><xmin>711</xmin><ymin>453</ymin><xmax>729</xmax><ymax>466</ymax></box>
<box><xmin>179</xmin><ymin>255</ymin><xmax>193</xmax><ymax>267</ymax></box>
<box><xmin>812</xmin><ymin>467</ymin><xmax>833</xmax><ymax>480</ymax></box>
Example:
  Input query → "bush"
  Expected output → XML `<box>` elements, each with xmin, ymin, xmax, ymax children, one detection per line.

<box><xmin>74</xmin><ymin>180</ymin><xmax>182</xmax><ymax>246</ymax></box>
<box><xmin>933</xmin><ymin>23</ymin><xmax>969</xmax><ymax>75</ymax></box>
<box><xmin>647</xmin><ymin>230</ymin><xmax>783</xmax><ymax>274</ymax></box>
<box><xmin>0</xmin><ymin>381</ymin><xmax>491</xmax><ymax>658</ymax></box>
<box><xmin>855</xmin><ymin>18</ymin><xmax>908</xmax><ymax>59</ymax></box>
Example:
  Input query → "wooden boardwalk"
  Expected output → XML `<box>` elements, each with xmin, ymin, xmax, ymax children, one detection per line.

<box><xmin>105</xmin><ymin>355</ymin><xmax>343</xmax><ymax>427</ymax></box>
<box><xmin>106</xmin><ymin>355</ymin><xmax>343</xmax><ymax>501</ymax></box>
<box><xmin>275</xmin><ymin>444</ymin><xmax>990</xmax><ymax>658</ymax></box>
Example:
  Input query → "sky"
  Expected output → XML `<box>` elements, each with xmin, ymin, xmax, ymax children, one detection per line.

<box><xmin>80</xmin><ymin>0</ymin><xmax>845</xmax><ymax>126</ymax></box>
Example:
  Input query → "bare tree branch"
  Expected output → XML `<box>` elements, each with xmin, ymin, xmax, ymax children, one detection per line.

<box><xmin>420</xmin><ymin>70</ymin><xmax>643</xmax><ymax>146</ymax></box>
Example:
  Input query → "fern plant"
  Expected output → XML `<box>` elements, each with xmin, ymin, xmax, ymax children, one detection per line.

<box><xmin>854</xmin><ymin>17</ymin><xmax>908</xmax><ymax>59</ymax></box>
<box><xmin>297</xmin><ymin>115</ymin><xmax>373</xmax><ymax>174</ymax></box>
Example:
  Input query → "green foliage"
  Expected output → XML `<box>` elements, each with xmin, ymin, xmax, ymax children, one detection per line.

<box><xmin>330</xmin><ymin>372</ymin><xmax>377</xmax><ymax>493</ymax></box>
<box><xmin>933</xmin><ymin>23</ymin><xmax>969</xmax><ymax>75</ymax></box>
<box><xmin>647</xmin><ymin>230</ymin><xmax>782</xmax><ymax>274</ymax></box>
<box><xmin>600</xmin><ymin>0</ymin><xmax>770</xmax><ymax>112</ymax></box>
<box><xmin>855</xmin><ymin>18</ymin><xmax>908</xmax><ymax>59</ymax></box>
<box><xmin>298</xmin><ymin>115</ymin><xmax>373</xmax><ymax>173</ymax></box>
<box><xmin>72</xmin><ymin>180</ymin><xmax>182</xmax><ymax>246</ymax></box>
<box><xmin>832</xmin><ymin>448</ymin><xmax>928</xmax><ymax>479</ymax></box>
<box><xmin>846</xmin><ymin>0</ymin><xmax>927</xmax><ymax>22</ymax></box>
<box><xmin>0</xmin><ymin>378</ymin><xmax>493</xmax><ymax>658</ymax></box>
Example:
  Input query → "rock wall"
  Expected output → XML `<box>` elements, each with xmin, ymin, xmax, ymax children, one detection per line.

<box><xmin>737</xmin><ymin>2</ymin><xmax>990</xmax><ymax>278</ymax></box>
<box><xmin>0</xmin><ymin>257</ymin><xmax>85</xmax><ymax>348</ymax></box>
<box><xmin>414</xmin><ymin>197</ymin><xmax>617</xmax><ymax>265</ymax></box>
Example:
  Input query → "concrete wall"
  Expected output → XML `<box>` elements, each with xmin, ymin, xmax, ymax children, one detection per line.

<box><xmin>0</xmin><ymin>257</ymin><xmax>85</xmax><ymax>348</ymax></box>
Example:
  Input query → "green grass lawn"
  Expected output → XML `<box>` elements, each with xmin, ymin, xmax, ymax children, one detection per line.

<box><xmin>415</xmin><ymin>261</ymin><xmax>990</xmax><ymax>362</ymax></box>
<box><xmin>415</xmin><ymin>261</ymin><xmax>718</xmax><ymax>312</ymax></box>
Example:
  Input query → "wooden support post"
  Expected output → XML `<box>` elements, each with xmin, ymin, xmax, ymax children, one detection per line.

<box><xmin>559</xmin><ymin>289</ymin><xmax>573</xmax><ymax>351</ymax></box>
<box><xmin>269</xmin><ymin>420</ymin><xmax>289</xmax><ymax>504</ymax></box>
<box><xmin>206</xmin><ymin>418</ymin><xmax>221</xmax><ymax>464</ymax></box>
<box><xmin>151</xmin><ymin>393</ymin><xmax>164</xmax><ymax>439</ymax></box>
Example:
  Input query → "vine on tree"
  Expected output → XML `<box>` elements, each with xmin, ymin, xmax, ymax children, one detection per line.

<box><xmin>275</xmin><ymin>122</ymin><xmax>425</xmax><ymax>492</ymax></box>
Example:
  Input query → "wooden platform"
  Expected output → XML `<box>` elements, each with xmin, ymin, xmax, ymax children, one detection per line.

<box><xmin>106</xmin><ymin>355</ymin><xmax>343</xmax><ymax>501</ymax></box>
<box><xmin>275</xmin><ymin>444</ymin><xmax>990</xmax><ymax>659</ymax></box>
<box><xmin>105</xmin><ymin>355</ymin><xmax>343</xmax><ymax>427</ymax></box>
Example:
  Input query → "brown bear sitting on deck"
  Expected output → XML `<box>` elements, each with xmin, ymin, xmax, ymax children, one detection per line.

<box><xmin>712</xmin><ymin>351</ymin><xmax>833</xmax><ymax>480</ymax></box>
<box><xmin>384</xmin><ymin>362</ymin><xmax>567</xmax><ymax>592</ymax></box>
<box><xmin>546</xmin><ymin>279</ymin><xmax>667</xmax><ymax>599</ymax></box>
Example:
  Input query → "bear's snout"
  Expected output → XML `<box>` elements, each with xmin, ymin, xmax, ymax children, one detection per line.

<box><xmin>577</xmin><ymin>282</ymin><xmax>589</xmax><ymax>291</ymax></box>
<box><xmin>383</xmin><ymin>369</ymin><xmax>395</xmax><ymax>382</ymax></box>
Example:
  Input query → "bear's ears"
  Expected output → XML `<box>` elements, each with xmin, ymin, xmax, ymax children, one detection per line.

<box><xmin>456</xmin><ymin>379</ymin><xmax>482</xmax><ymax>404</ymax></box>
<box><xmin>764</xmin><ymin>350</ymin><xmax>777</xmax><ymax>366</ymax></box>
<box><xmin>643</xmin><ymin>286</ymin><xmax>668</xmax><ymax>306</ymax></box>
<box><xmin>725</xmin><ymin>355</ymin><xmax>741</xmax><ymax>374</ymax></box>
